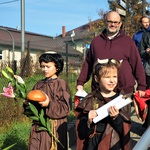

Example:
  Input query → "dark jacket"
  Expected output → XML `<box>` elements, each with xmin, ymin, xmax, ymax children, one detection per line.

<box><xmin>139</xmin><ymin>31</ymin><xmax>150</xmax><ymax>76</ymax></box>
<box><xmin>133</xmin><ymin>26</ymin><xmax>150</xmax><ymax>49</ymax></box>
<box><xmin>77</xmin><ymin>29</ymin><xmax>146</xmax><ymax>93</ymax></box>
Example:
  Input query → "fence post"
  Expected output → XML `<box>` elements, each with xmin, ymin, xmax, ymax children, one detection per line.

<box><xmin>66</xmin><ymin>42</ymin><xmax>68</xmax><ymax>79</ymax></box>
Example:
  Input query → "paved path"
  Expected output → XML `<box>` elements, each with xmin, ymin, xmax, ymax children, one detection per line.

<box><xmin>130</xmin><ymin>107</ymin><xmax>146</xmax><ymax>149</ymax></box>
<box><xmin>69</xmin><ymin>106</ymin><xmax>149</xmax><ymax>150</ymax></box>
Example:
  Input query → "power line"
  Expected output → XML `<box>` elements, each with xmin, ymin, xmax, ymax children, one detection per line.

<box><xmin>0</xmin><ymin>0</ymin><xmax>47</xmax><ymax>6</ymax></box>
<box><xmin>0</xmin><ymin>0</ymin><xmax>19</xmax><ymax>5</ymax></box>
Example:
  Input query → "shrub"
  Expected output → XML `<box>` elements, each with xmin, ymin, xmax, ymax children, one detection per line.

<box><xmin>0</xmin><ymin>119</ymin><xmax>30</xmax><ymax>150</ymax></box>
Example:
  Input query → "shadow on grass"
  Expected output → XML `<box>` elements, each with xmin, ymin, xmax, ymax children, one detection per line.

<box><xmin>1</xmin><ymin>129</ymin><xmax>28</xmax><ymax>150</ymax></box>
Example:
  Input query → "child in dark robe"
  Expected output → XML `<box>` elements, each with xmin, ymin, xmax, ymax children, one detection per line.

<box><xmin>23</xmin><ymin>52</ymin><xmax>72</xmax><ymax>150</ymax></box>
<box><xmin>75</xmin><ymin>58</ymin><xmax>131</xmax><ymax>150</ymax></box>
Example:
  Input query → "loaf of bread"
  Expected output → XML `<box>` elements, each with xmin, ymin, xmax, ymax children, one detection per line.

<box><xmin>27</xmin><ymin>90</ymin><xmax>47</xmax><ymax>102</ymax></box>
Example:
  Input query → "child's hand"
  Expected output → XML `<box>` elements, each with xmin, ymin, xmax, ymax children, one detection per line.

<box><xmin>88</xmin><ymin>110</ymin><xmax>97</xmax><ymax>123</ymax></box>
<box><xmin>38</xmin><ymin>94</ymin><xmax>50</xmax><ymax>107</ymax></box>
<box><xmin>108</xmin><ymin>106</ymin><xmax>119</xmax><ymax>120</ymax></box>
<box><xmin>23</xmin><ymin>99</ymin><xmax>29</xmax><ymax>106</ymax></box>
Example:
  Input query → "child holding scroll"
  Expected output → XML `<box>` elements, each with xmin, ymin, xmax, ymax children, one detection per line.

<box><xmin>75</xmin><ymin>58</ymin><xmax>131</xmax><ymax>150</ymax></box>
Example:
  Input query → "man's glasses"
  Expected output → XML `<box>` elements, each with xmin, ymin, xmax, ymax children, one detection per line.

<box><xmin>107</xmin><ymin>20</ymin><xmax>120</xmax><ymax>25</ymax></box>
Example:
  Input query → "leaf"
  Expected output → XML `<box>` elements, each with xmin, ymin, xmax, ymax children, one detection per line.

<box><xmin>19</xmin><ymin>82</ymin><xmax>26</xmax><ymax>88</ymax></box>
<box><xmin>46</xmin><ymin>118</ymin><xmax>51</xmax><ymax>131</ymax></box>
<box><xmin>2</xmin><ymin>70</ymin><xmax>13</xmax><ymax>81</ymax></box>
<box><xmin>29</xmin><ymin>103</ymin><xmax>39</xmax><ymax>117</ymax></box>
<box><xmin>6</xmin><ymin>66</ymin><xmax>14</xmax><ymax>75</ymax></box>
<box><xmin>2</xmin><ymin>70</ymin><xmax>9</xmax><ymax>79</ymax></box>
<box><xmin>11</xmin><ymin>80</ymin><xmax>15</xmax><ymax>87</ymax></box>
<box><xmin>39</xmin><ymin>109</ymin><xmax>46</xmax><ymax>126</ymax></box>
<box><xmin>29</xmin><ymin>116</ymin><xmax>39</xmax><ymax>121</ymax></box>
<box><xmin>3</xmin><ymin>143</ymin><xmax>16</xmax><ymax>150</ymax></box>
<box><xmin>30</xmin><ymin>106</ymin><xmax>64</xmax><ymax>148</ymax></box>
<box><xmin>38</xmin><ymin>126</ymin><xmax>47</xmax><ymax>131</ymax></box>
<box><xmin>19</xmin><ymin>89</ymin><xmax>26</xmax><ymax>99</ymax></box>
<box><xmin>15</xmin><ymin>81</ymin><xmax>26</xmax><ymax>99</ymax></box>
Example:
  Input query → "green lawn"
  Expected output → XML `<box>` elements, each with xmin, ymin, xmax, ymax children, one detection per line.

<box><xmin>0</xmin><ymin>119</ymin><xmax>30</xmax><ymax>150</ymax></box>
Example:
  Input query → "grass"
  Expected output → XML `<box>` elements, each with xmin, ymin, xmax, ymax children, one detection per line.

<box><xmin>0</xmin><ymin>119</ymin><xmax>30</xmax><ymax>150</ymax></box>
<box><xmin>0</xmin><ymin>72</ymin><xmax>91</xmax><ymax>150</ymax></box>
<box><xmin>0</xmin><ymin>111</ymin><xmax>78</xmax><ymax>150</ymax></box>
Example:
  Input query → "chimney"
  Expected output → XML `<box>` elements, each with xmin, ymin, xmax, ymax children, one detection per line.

<box><xmin>62</xmin><ymin>26</ymin><xmax>66</xmax><ymax>37</ymax></box>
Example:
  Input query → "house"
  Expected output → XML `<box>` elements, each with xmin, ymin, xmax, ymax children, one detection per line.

<box><xmin>0</xmin><ymin>20</ymin><xmax>100</xmax><ymax>75</ymax></box>
<box><xmin>0</xmin><ymin>26</ymin><xmax>78</xmax><ymax>62</ymax></box>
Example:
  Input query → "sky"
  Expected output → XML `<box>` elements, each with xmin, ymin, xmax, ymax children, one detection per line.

<box><xmin>0</xmin><ymin>0</ymin><xmax>109</xmax><ymax>37</ymax></box>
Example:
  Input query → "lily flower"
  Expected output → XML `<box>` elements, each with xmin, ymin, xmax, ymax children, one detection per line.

<box><xmin>1</xmin><ymin>83</ymin><xmax>15</xmax><ymax>98</ymax></box>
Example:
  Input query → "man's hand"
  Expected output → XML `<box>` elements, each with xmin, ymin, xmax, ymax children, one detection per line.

<box><xmin>137</xmin><ymin>90</ymin><xmax>145</xmax><ymax>97</ymax></box>
<box><xmin>146</xmin><ymin>48</ymin><xmax>150</xmax><ymax>54</ymax></box>
<box><xmin>76</xmin><ymin>85</ymin><xmax>84</xmax><ymax>91</ymax></box>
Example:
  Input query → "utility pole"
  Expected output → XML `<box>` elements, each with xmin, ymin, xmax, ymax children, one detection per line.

<box><xmin>21</xmin><ymin>0</ymin><xmax>25</xmax><ymax>61</ymax></box>
<box><xmin>143</xmin><ymin>0</ymin><xmax>146</xmax><ymax>15</ymax></box>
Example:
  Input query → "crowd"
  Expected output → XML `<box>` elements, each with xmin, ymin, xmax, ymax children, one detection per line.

<box><xmin>75</xmin><ymin>11</ymin><xmax>150</xmax><ymax>150</ymax></box>
<box><xmin>23</xmin><ymin>11</ymin><xmax>150</xmax><ymax>150</ymax></box>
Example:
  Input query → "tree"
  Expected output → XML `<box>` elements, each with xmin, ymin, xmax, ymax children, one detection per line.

<box><xmin>84</xmin><ymin>9</ymin><xmax>107</xmax><ymax>45</ymax></box>
<box><xmin>87</xmin><ymin>0</ymin><xmax>150</xmax><ymax>38</ymax></box>
<box><xmin>108</xmin><ymin>0</ymin><xmax>150</xmax><ymax>37</ymax></box>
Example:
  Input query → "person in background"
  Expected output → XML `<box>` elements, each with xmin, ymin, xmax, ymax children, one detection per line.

<box><xmin>139</xmin><ymin>29</ymin><xmax>150</xmax><ymax>128</ymax></box>
<box><xmin>23</xmin><ymin>52</ymin><xmax>72</xmax><ymax>150</ymax></box>
<box><xmin>133</xmin><ymin>16</ymin><xmax>150</xmax><ymax>49</ymax></box>
<box><xmin>76</xmin><ymin>11</ymin><xmax>146</xmax><ymax>98</ymax></box>
<box><xmin>75</xmin><ymin>58</ymin><xmax>131</xmax><ymax>150</ymax></box>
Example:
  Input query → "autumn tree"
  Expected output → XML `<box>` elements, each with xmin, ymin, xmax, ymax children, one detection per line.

<box><xmin>87</xmin><ymin>0</ymin><xmax>150</xmax><ymax>38</ymax></box>
<box><xmin>108</xmin><ymin>0</ymin><xmax>150</xmax><ymax>37</ymax></box>
<box><xmin>85</xmin><ymin>9</ymin><xmax>106</xmax><ymax>41</ymax></box>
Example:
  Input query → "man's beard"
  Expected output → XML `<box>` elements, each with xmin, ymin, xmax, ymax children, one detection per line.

<box><xmin>106</xmin><ymin>27</ymin><xmax>120</xmax><ymax>35</ymax></box>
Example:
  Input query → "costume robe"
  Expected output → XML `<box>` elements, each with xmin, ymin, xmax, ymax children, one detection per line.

<box><xmin>75</xmin><ymin>88</ymin><xmax>131</xmax><ymax>150</ymax></box>
<box><xmin>24</xmin><ymin>77</ymin><xmax>72</xmax><ymax>150</ymax></box>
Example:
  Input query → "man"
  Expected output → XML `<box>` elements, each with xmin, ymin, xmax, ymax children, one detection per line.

<box><xmin>77</xmin><ymin>11</ymin><xmax>146</xmax><ymax>97</ymax></box>
<box><xmin>75</xmin><ymin>11</ymin><xmax>146</xmax><ymax>150</ymax></box>
<box><xmin>139</xmin><ymin>27</ymin><xmax>150</xmax><ymax>128</ymax></box>
<box><xmin>133</xmin><ymin>16</ymin><xmax>150</xmax><ymax>49</ymax></box>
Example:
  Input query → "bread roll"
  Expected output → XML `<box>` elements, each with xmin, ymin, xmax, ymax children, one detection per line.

<box><xmin>27</xmin><ymin>90</ymin><xmax>47</xmax><ymax>102</ymax></box>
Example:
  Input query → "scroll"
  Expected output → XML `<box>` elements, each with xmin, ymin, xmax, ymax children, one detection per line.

<box><xmin>93</xmin><ymin>95</ymin><xmax>132</xmax><ymax>123</ymax></box>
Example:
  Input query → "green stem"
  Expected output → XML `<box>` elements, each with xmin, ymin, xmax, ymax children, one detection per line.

<box><xmin>48</xmin><ymin>130</ymin><xmax>65</xmax><ymax>149</ymax></box>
